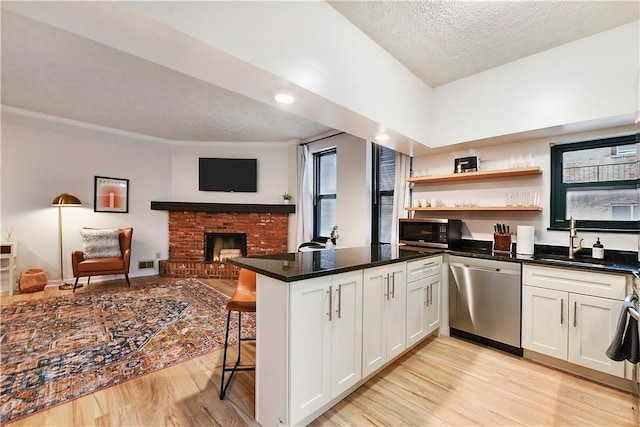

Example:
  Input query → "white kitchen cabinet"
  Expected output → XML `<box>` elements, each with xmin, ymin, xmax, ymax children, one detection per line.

<box><xmin>362</xmin><ymin>263</ymin><xmax>406</xmax><ymax>377</ymax></box>
<box><xmin>569</xmin><ymin>293</ymin><xmax>623</xmax><ymax>376</ymax></box>
<box><xmin>289</xmin><ymin>271</ymin><xmax>362</xmax><ymax>424</ymax></box>
<box><xmin>330</xmin><ymin>271</ymin><xmax>363</xmax><ymax>395</ymax></box>
<box><xmin>522</xmin><ymin>285</ymin><xmax>568</xmax><ymax>359</ymax></box>
<box><xmin>406</xmin><ymin>256</ymin><xmax>442</xmax><ymax>346</ymax></box>
<box><xmin>256</xmin><ymin>256</ymin><xmax>443</xmax><ymax>426</ymax></box>
<box><xmin>425</xmin><ymin>275</ymin><xmax>441</xmax><ymax>335</ymax></box>
<box><xmin>522</xmin><ymin>265</ymin><xmax>626</xmax><ymax>378</ymax></box>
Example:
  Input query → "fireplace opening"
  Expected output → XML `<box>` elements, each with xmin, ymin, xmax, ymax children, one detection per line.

<box><xmin>205</xmin><ymin>233</ymin><xmax>247</xmax><ymax>261</ymax></box>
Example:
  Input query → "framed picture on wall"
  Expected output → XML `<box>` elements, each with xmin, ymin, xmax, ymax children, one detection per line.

<box><xmin>94</xmin><ymin>176</ymin><xmax>129</xmax><ymax>213</ymax></box>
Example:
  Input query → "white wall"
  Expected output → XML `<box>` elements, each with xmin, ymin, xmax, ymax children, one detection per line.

<box><xmin>3</xmin><ymin>3</ymin><xmax>637</xmax><ymax>154</ymax></box>
<box><xmin>430</xmin><ymin>22</ymin><xmax>639</xmax><ymax>148</ymax></box>
<box><xmin>412</xmin><ymin>127</ymin><xmax>639</xmax><ymax>252</ymax></box>
<box><xmin>169</xmin><ymin>141</ymin><xmax>292</xmax><ymax>205</ymax></box>
<box><xmin>0</xmin><ymin>112</ymin><xmax>172</xmax><ymax>290</ymax></box>
<box><xmin>122</xmin><ymin>1</ymin><xmax>433</xmax><ymax>146</ymax></box>
<box><xmin>0</xmin><ymin>111</ymin><xmax>299</xmax><ymax>292</ymax></box>
<box><xmin>307</xmin><ymin>134</ymin><xmax>370</xmax><ymax>248</ymax></box>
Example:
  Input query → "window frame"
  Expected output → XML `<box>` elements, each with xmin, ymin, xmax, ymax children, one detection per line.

<box><xmin>549</xmin><ymin>134</ymin><xmax>638</xmax><ymax>232</ymax></box>
<box><xmin>313</xmin><ymin>148</ymin><xmax>337</xmax><ymax>241</ymax></box>
<box><xmin>371</xmin><ymin>144</ymin><xmax>396</xmax><ymax>244</ymax></box>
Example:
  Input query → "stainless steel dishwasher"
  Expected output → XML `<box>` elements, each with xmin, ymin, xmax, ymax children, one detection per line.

<box><xmin>449</xmin><ymin>255</ymin><xmax>522</xmax><ymax>355</ymax></box>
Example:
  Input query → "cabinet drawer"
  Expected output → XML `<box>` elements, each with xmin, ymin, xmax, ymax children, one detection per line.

<box><xmin>406</xmin><ymin>256</ymin><xmax>442</xmax><ymax>283</ymax></box>
<box><xmin>522</xmin><ymin>264</ymin><xmax>626</xmax><ymax>299</ymax></box>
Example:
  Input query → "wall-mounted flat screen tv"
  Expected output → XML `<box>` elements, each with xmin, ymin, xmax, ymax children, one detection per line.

<box><xmin>199</xmin><ymin>158</ymin><xmax>257</xmax><ymax>192</ymax></box>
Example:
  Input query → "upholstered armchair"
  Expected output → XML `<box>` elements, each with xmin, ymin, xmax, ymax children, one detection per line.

<box><xmin>71</xmin><ymin>227</ymin><xmax>133</xmax><ymax>292</ymax></box>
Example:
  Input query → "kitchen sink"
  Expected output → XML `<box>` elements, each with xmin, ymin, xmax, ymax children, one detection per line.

<box><xmin>531</xmin><ymin>253</ymin><xmax>614</xmax><ymax>268</ymax></box>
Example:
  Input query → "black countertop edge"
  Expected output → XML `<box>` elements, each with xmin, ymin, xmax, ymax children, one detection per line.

<box><xmin>227</xmin><ymin>247</ymin><xmax>443</xmax><ymax>282</ymax></box>
<box><xmin>150</xmin><ymin>201</ymin><xmax>295</xmax><ymax>214</ymax></box>
<box><xmin>228</xmin><ymin>243</ymin><xmax>638</xmax><ymax>283</ymax></box>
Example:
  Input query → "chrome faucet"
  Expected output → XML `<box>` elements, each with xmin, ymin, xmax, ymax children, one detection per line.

<box><xmin>569</xmin><ymin>216</ymin><xmax>583</xmax><ymax>259</ymax></box>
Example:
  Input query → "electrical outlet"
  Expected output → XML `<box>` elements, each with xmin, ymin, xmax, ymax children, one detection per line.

<box><xmin>155</xmin><ymin>252</ymin><xmax>161</xmax><ymax>259</ymax></box>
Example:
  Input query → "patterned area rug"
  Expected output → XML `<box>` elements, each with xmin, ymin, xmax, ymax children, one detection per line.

<box><xmin>0</xmin><ymin>278</ymin><xmax>254</xmax><ymax>424</ymax></box>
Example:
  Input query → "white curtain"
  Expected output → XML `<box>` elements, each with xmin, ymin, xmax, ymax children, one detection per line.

<box><xmin>391</xmin><ymin>152</ymin><xmax>411</xmax><ymax>244</ymax></box>
<box><xmin>296</xmin><ymin>144</ymin><xmax>313</xmax><ymax>248</ymax></box>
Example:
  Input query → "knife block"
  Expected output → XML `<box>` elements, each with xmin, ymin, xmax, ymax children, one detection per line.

<box><xmin>493</xmin><ymin>233</ymin><xmax>512</xmax><ymax>252</ymax></box>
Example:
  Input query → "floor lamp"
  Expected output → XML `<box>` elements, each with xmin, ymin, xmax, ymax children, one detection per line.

<box><xmin>52</xmin><ymin>193</ymin><xmax>82</xmax><ymax>290</ymax></box>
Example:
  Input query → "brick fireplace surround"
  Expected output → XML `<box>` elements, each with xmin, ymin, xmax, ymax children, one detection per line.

<box><xmin>152</xmin><ymin>202</ymin><xmax>295</xmax><ymax>280</ymax></box>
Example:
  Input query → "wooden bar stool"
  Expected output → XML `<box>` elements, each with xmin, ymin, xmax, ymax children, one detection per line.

<box><xmin>220</xmin><ymin>268</ymin><xmax>256</xmax><ymax>399</ymax></box>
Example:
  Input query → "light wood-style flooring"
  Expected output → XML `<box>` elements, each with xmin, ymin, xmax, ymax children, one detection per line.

<box><xmin>2</xmin><ymin>276</ymin><xmax>638</xmax><ymax>426</ymax></box>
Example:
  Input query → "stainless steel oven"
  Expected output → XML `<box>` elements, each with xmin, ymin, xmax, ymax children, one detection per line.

<box><xmin>399</xmin><ymin>218</ymin><xmax>462</xmax><ymax>249</ymax></box>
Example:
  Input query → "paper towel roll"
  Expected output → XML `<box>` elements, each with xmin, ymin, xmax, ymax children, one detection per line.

<box><xmin>517</xmin><ymin>226</ymin><xmax>535</xmax><ymax>255</ymax></box>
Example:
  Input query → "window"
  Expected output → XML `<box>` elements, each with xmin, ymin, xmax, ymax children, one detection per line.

<box><xmin>550</xmin><ymin>134</ymin><xmax>638</xmax><ymax>231</ymax></box>
<box><xmin>372</xmin><ymin>144</ymin><xmax>396</xmax><ymax>244</ymax></box>
<box><xmin>313</xmin><ymin>148</ymin><xmax>337</xmax><ymax>241</ymax></box>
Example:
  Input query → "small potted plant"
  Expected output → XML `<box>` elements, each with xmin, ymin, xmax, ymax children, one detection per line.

<box><xmin>330</xmin><ymin>225</ymin><xmax>340</xmax><ymax>245</ymax></box>
<box><xmin>282</xmin><ymin>192</ymin><xmax>292</xmax><ymax>204</ymax></box>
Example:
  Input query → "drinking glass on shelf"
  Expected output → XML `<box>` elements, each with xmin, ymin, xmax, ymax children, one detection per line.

<box><xmin>526</xmin><ymin>154</ymin><xmax>535</xmax><ymax>167</ymax></box>
<box><xmin>506</xmin><ymin>192</ymin><xmax>514</xmax><ymax>206</ymax></box>
<box><xmin>523</xmin><ymin>192</ymin><xmax>532</xmax><ymax>206</ymax></box>
<box><xmin>511</xmin><ymin>192</ymin><xmax>519</xmax><ymax>206</ymax></box>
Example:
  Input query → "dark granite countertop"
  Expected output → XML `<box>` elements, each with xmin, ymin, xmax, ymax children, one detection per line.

<box><xmin>446</xmin><ymin>240</ymin><xmax>639</xmax><ymax>275</ymax></box>
<box><xmin>449</xmin><ymin>249</ymin><xmax>639</xmax><ymax>275</ymax></box>
<box><xmin>227</xmin><ymin>245</ymin><xmax>443</xmax><ymax>282</ymax></box>
<box><xmin>229</xmin><ymin>241</ymin><xmax>638</xmax><ymax>283</ymax></box>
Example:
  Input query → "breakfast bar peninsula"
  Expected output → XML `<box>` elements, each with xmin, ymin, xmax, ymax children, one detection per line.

<box><xmin>228</xmin><ymin>245</ymin><xmax>444</xmax><ymax>426</ymax></box>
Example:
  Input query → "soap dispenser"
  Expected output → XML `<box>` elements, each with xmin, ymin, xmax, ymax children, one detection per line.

<box><xmin>592</xmin><ymin>238</ymin><xmax>604</xmax><ymax>260</ymax></box>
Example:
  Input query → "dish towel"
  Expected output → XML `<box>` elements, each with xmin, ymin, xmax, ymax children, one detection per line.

<box><xmin>606</xmin><ymin>295</ymin><xmax>639</xmax><ymax>364</ymax></box>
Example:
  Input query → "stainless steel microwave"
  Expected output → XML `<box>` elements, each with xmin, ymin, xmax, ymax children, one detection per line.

<box><xmin>399</xmin><ymin>218</ymin><xmax>462</xmax><ymax>249</ymax></box>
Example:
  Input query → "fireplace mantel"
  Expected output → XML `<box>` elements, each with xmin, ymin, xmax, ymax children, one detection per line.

<box><xmin>151</xmin><ymin>201</ymin><xmax>295</xmax><ymax>214</ymax></box>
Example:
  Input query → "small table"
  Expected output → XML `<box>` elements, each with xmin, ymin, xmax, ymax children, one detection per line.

<box><xmin>1</xmin><ymin>242</ymin><xmax>17</xmax><ymax>295</ymax></box>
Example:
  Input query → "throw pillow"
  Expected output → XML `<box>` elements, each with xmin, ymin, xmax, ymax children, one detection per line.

<box><xmin>80</xmin><ymin>228</ymin><xmax>121</xmax><ymax>259</ymax></box>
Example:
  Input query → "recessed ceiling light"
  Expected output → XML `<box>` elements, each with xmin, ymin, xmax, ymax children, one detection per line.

<box><xmin>275</xmin><ymin>93</ymin><xmax>295</xmax><ymax>104</ymax></box>
<box><xmin>375</xmin><ymin>134</ymin><xmax>389</xmax><ymax>141</ymax></box>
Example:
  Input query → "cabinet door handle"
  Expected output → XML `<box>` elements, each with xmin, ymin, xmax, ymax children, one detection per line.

<box><xmin>422</xmin><ymin>262</ymin><xmax>437</xmax><ymax>271</ymax></box>
<box><xmin>390</xmin><ymin>273</ymin><xmax>395</xmax><ymax>299</ymax></box>
<box><xmin>560</xmin><ymin>299</ymin><xmax>564</xmax><ymax>324</ymax></box>
<box><xmin>384</xmin><ymin>275</ymin><xmax>389</xmax><ymax>300</ymax></box>
<box><xmin>337</xmin><ymin>284</ymin><xmax>342</xmax><ymax>319</ymax></box>
<box><xmin>429</xmin><ymin>283</ymin><xmax>433</xmax><ymax>306</ymax></box>
<box><xmin>573</xmin><ymin>301</ymin><xmax>577</xmax><ymax>328</ymax></box>
<box><xmin>327</xmin><ymin>286</ymin><xmax>333</xmax><ymax>321</ymax></box>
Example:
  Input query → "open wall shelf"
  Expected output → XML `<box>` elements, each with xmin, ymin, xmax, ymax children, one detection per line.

<box><xmin>406</xmin><ymin>206</ymin><xmax>542</xmax><ymax>212</ymax></box>
<box><xmin>406</xmin><ymin>166</ymin><xmax>542</xmax><ymax>185</ymax></box>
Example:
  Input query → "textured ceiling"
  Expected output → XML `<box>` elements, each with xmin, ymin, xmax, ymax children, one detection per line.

<box><xmin>329</xmin><ymin>0</ymin><xmax>639</xmax><ymax>87</ymax></box>
<box><xmin>1</xmin><ymin>1</ymin><xmax>638</xmax><ymax>143</ymax></box>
